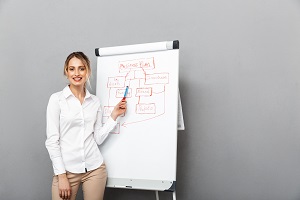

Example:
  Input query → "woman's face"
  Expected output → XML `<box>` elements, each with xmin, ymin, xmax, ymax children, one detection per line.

<box><xmin>66</xmin><ymin>57</ymin><xmax>89</xmax><ymax>88</ymax></box>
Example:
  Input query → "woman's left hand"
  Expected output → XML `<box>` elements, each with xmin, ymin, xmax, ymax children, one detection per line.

<box><xmin>111</xmin><ymin>100</ymin><xmax>127</xmax><ymax>121</ymax></box>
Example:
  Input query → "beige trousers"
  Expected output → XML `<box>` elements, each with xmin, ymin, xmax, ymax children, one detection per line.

<box><xmin>52</xmin><ymin>163</ymin><xmax>107</xmax><ymax>200</ymax></box>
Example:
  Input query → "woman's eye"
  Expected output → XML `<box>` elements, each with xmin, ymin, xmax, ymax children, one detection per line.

<box><xmin>80</xmin><ymin>68</ymin><xmax>85</xmax><ymax>71</ymax></box>
<box><xmin>69</xmin><ymin>68</ymin><xmax>74</xmax><ymax>71</ymax></box>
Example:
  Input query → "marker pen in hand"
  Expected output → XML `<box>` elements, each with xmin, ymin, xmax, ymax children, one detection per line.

<box><xmin>122</xmin><ymin>86</ymin><xmax>129</xmax><ymax>100</ymax></box>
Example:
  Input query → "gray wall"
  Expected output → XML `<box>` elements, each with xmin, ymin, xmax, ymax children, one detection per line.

<box><xmin>1</xmin><ymin>0</ymin><xmax>300</xmax><ymax>199</ymax></box>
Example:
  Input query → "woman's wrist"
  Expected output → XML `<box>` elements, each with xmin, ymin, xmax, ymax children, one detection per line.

<box><xmin>58</xmin><ymin>173</ymin><xmax>67</xmax><ymax>179</ymax></box>
<box><xmin>110</xmin><ymin>112</ymin><xmax>117</xmax><ymax>121</ymax></box>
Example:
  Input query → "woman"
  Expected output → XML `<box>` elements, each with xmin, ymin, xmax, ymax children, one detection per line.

<box><xmin>45</xmin><ymin>52</ymin><xmax>127</xmax><ymax>200</ymax></box>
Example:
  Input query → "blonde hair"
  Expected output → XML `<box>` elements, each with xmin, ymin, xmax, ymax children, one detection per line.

<box><xmin>64</xmin><ymin>52</ymin><xmax>91</xmax><ymax>89</ymax></box>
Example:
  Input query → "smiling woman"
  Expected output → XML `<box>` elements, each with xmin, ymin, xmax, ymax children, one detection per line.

<box><xmin>64</xmin><ymin>52</ymin><xmax>90</xmax><ymax>93</ymax></box>
<box><xmin>45</xmin><ymin>52</ymin><xmax>127</xmax><ymax>200</ymax></box>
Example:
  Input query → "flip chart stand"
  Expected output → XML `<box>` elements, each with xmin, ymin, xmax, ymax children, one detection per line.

<box><xmin>155</xmin><ymin>191</ymin><xmax>176</xmax><ymax>200</ymax></box>
<box><xmin>155</xmin><ymin>191</ymin><xmax>159</xmax><ymax>200</ymax></box>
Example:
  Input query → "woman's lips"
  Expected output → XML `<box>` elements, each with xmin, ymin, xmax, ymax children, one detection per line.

<box><xmin>73</xmin><ymin>77</ymin><xmax>82</xmax><ymax>82</ymax></box>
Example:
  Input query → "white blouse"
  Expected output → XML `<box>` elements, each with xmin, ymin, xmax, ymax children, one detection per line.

<box><xmin>45</xmin><ymin>86</ymin><xmax>117</xmax><ymax>175</ymax></box>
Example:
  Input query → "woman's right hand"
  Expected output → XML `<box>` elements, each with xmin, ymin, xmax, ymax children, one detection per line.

<box><xmin>58</xmin><ymin>173</ymin><xmax>71</xmax><ymax>200</ymax></box>
<box><xmin>111</xmin><ymin>100</ymin><xmax>127</xmax><ymax>121</ymax></box>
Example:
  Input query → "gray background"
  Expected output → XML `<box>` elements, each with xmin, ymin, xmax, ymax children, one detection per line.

<box><xmin>1</xmin><ymin>0</ymin><xmax>300</xmax><ymax>200</ymax></box>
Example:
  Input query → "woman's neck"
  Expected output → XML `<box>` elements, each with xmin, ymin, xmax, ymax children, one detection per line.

<box><xmin>69</xmin><ymin>85</ymin><xmax>86</xmax><ymax>104</ymax></box>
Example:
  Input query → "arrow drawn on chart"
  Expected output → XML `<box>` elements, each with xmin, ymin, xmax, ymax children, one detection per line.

<box><xmin>121</xmin><ymin>112</ymin><xmax>165</xmax><ymax>128</ymax></box>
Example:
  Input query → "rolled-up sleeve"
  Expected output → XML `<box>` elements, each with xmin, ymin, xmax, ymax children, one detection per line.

<box><xmin>45</xmin><ymin>94</ymin><xmax>66</xmax><ymax>175</ymax></box>
<box><xmin>93</xmin><ymin>104</ymin><xmax>117</xmax><ymax>145</ymax></box>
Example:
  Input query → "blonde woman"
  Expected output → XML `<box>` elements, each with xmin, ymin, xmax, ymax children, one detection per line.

<box><xmin>46</xmin><ymin>52</ymin><xmax>127</xmax><ymax>200</ymax></box>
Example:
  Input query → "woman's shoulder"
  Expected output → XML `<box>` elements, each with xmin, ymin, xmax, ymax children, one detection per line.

<box><xmin>47</xmin><ymin>91</ymin><xmax>64</xmax><ymax>108</ymax></box>
<box><xmin>48</xmin><ymin>89</ymin><xmax>65</xmax><ymax>102</ymax></box>
<box><xmin>89</xmin><ymin>93</ymin><xmax>100</xmax><ymax>102</ymax></box>
<box><xmin>87</xmin><ymin>93</ymin><xmax>103</xmax><ymax>108</ymax></box>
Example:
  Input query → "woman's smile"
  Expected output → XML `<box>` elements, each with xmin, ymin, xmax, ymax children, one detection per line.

<box><xmin>73</xmin><ymin>77</ymin><xmax>82</xmax><ymax>82</ymax></box>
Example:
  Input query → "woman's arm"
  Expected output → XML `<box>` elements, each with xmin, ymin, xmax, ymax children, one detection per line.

<box><xmin>45</xmin><ymin>93</ymin><xmax>66</xmax><ymax>175</ymax></box>
<box><xmin>45</xmin><ymin>93</ymin><xmax>71</xmax><ymax>199</ymax></box>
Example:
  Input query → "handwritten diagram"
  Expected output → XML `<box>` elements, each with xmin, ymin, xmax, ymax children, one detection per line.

<box><xmin>102</xmin><ymin>57</ymin><xmax>170</xmax><ymax>134</ymax></box>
